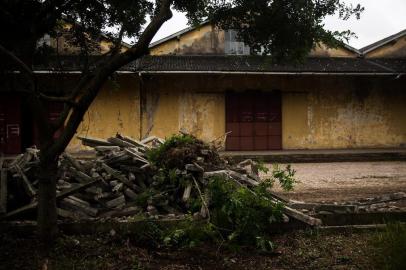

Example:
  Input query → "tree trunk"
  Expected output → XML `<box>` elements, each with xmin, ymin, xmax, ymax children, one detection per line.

<box><xmin>37</xmin><ymin>155</ymin><xmax>58</xmax><ymax>250</ymax></box>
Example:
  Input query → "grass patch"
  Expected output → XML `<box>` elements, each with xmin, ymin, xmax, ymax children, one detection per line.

<box><xmin>373</xmin><ymin>223</ymin><xmax>406</xmax><ymax>270</ymax></box>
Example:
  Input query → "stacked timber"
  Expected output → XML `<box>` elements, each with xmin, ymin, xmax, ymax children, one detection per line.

<box><xmin>0</xmin><ymin>133</ymin><xmax>321</xmax><ymax>227</ymax></box>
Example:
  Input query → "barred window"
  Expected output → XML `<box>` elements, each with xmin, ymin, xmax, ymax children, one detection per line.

<box><xmin>224</xmin><ymin>30</ymin><xmax>251</xmax><ymax>55</ymax></box>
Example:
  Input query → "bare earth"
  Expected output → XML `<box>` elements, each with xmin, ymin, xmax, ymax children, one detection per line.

<box><xmin>262</xmin><ymin>161</ymin><xmax>406</xmax><ymax>203</ymax></box>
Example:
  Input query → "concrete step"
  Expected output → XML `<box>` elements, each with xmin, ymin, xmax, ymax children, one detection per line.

<box><xmin>222</xmin><ymin>148</ymin><xmax>406</xmax><ymax>163</ymax></box>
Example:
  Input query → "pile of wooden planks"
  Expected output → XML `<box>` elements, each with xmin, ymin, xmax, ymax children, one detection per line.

<box><xmin>0</xmin><ymin>133</ymin><xmax>321</xmax><ymax>227</ymax></box>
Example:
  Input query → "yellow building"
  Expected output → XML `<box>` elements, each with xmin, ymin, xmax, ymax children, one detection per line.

<box><xmin>67</xmin><ymin>26</ymin><xmax>406</xmax><ymax>152</ymax></box>
<box><xmin>1</xmin><ymin>25</ymin><xmax>405</xmax><ymax>154</ymax></box>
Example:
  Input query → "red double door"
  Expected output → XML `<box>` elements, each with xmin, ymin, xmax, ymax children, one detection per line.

<box><xmin>226</xmin><ymin>91</ymin><xmax>282</xmax><ymax>151</ymax></box>
<box><xmin>0</xmin><ymin>94</ymin><xmax>64</xmax><ymax>155</ymax></box>
<box><xmin>0</xmin><ymin>95</ymin><xmax>22</xmax><ymax>155</ymax></box>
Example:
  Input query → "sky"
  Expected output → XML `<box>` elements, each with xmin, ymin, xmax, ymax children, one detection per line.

<box><xmin>151</xmin><ymin>0</ymin><xmax>406</xmax><ymax>50</ymax></box>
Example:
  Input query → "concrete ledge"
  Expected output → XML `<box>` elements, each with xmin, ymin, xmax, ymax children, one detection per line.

<box><xmin>2</xmin><ymin>212</ymin><xmax>406</xmax><ymax>236</ymax></box>
<box><xmin>315</xmin><ymin>211</ymin><xmax>406</xmax><ymax>226</ymax></box>
<box><xmin>222</xmin><ymin>148</ymin><xmax>406</xmax><ymax>163</ymax></box>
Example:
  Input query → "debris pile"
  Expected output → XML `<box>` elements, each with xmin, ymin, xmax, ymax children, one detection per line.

<box><xmin>1</xmin><ymin>133</ymin><xmax>320</xmax><ymax>226</ymax></box>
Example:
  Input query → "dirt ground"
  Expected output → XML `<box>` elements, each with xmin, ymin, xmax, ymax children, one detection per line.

<box><xmin>0</xmin><ymin>230</ymin><xmax>389</xmax><ymax>270</ymax></box>
<box><xmin>263</xmin><ymin>161</ymin><xmax>406</xmax><ymax>203</ymax></box>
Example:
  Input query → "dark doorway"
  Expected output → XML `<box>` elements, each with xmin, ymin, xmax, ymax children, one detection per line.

<box><xmin>226</xmin><ymin>91</ymin><xmax>282</xmax><ymax>151</ymax></box>
<box><xmin>0</xmin><ymin>94</ymin><xmax>22</xmax><ymax>154</ymax></box>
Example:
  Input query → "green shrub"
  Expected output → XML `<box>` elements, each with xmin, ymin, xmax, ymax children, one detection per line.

<box><xmin>142</xmin><ymin>134</ymin><xmax>295</xmax><ymax>251</ymax></box>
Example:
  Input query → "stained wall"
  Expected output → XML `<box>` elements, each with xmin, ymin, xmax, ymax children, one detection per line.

<box><xmin>138</xmin><ymin>74</ymin><xmax>406</xmax><ymax>150</ymax></box>
<box><xmin>67</xmin><ymin>75</ymin><xmax>141</xmax><ymax>151</ymax></box>
<box><xmin>364</xmin><ymin>36</ymin><xmax>406</xmax><ymax>58</ymax></box>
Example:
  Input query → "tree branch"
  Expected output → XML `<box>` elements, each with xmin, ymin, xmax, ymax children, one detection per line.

<box><xmin>47</xmin><ymin>0</ymin><xmax>174</xmax><ymax>158</ymax></box>
<box><xmin>39</xmin><ymin>93</ymin><xmax>78</xmax><ymax>107</ymax></box>
<box><xmin>0</xmin><ymin>44</ymin><xmax>34</xmax><ymax>81</ymax></box>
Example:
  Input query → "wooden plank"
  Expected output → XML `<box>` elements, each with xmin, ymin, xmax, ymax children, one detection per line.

<box><xmin>63</xmin><ymin>153</ymin><xmax>85</xmax><ymax>172</ymax></box>
<box><xmin>4</xmin><ymin>178</ymin><xmax>101</xmax><ymax>218</ymax></box>
<box><xmin>182</xmin><ymin>184</ymin><xmax>192</xmax><ymax>202</ymax></box>
<box><xmin>101</xmin><ymin>163</ymin><xmax>133</xmax><ymax>188</ymax></box>
<box><xmin>0</xmin><ymin>156</ymin><xmax>7</xmax><ymax>214</ymax></box>
<box><xmin>61</xmin><ymin>197</ymin><xmax>98</xmax><ymax>217</ymax></box>
<box><xmin>77</xmin><ymin>136</ymin><xmax>112</xmax><ymax>147</ymax></box>
<box><xmin>68</xmin><ymin>167</ymin><xmax>93</xmax><ymax>183</ymax></box>
<box><xmin>116</xmin><ymin>134</ymin><xmax>150</xmax><ymax>149</ymax></box>
<box><xmin>107</xmin><ymin>137</ymin><xmax>137</xmax><ymax>148</ymax></box>
<box><xmin>124</xmin><ymin>148</ymin><xmax>149</xmax><ymax>164</ymax></box>
<box><xmin>106</xmin><ymin>195</ymin><xmax>125</xmax><ymax>208</ymax></box>
<box><xmin>101</xmin><ymin>206</ymin><xmax>141</xmax><ymax>218</ymax></box>
<box><xmin>14</xmin><ymin>165</ymin><xmax>36</xmax><ymax>197</ymax></box>
<box><xmin>282</xmin><ymin>205</ymin><xmax>322</xmax><ymax>227</ymax></box>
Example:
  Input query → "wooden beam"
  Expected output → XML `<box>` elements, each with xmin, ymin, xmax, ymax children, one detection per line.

<box><xmin>3</xmin><ymin>178</ymin><xmax>101</xmax><ymax>219</ymax></box>
<box><xmin>0</xmin><ymin>157</ymin><xmax>7</xmax><ymax>214</ymax></box>
<box><xmin>14</xmin><ymin>165</ymin><xmax>36</xmax><ymax>197</ymax></box>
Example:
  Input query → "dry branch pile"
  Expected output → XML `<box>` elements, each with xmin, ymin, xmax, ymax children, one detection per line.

<box><xmin>0</xmin><ymin>133</ymin><xmax>320</xmax><ymax>226</ymax></box>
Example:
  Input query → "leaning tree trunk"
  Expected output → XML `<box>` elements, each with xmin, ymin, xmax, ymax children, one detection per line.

<box><xmin>37</xmin><ymin>153</ymin><xmax>59</xmax><ymax>249</ymax></box>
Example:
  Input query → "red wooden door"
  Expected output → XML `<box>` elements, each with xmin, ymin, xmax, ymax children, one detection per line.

<box><xmin>0</xmin><ymin>95</ymin><xmax>22</xmax><ymax>154</ymax></box>
<box><xmin>226</xmin><ymin>91</ymin><xmax>282</xmax><ymax>151</ymax></box>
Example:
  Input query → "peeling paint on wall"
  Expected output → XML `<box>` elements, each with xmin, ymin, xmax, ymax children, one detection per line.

<box><xmin>67</xmin><ymin>74</ymin><xmax>406</xmax><ymax>152</ymax></box>
<box><xmin>68</xmin><ymin>75</ymin><xmax>141</xmax><ymax>152</ymax></box>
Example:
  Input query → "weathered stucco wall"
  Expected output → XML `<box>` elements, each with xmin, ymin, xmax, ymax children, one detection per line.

<box><xmin>150</xmin><ymin>24</ymin><xmax>225</xmax><ymax>55</ymax></box>
<box><xmin>67</xmin><ymin>75</ymin><xmax>141</xmax><ymax>151</ymax></box>
<box><xmin>67</xmin><ymin>74</ymin><xmax>406</xmax><ymax>152</ymax></box>
<box><xmin>282</xmin><ymin>77</ymin><xmax>406</xmax><ymax>149</ymax></box>
<box><xmin>149</xmin><ymin>25</ymin><xmax>356</xmax><ymax>57</ymax></box>
<box><xmin>140</xmin><ymin>75</ymin><xmax>225</xmax><ymax>143</ymax></box>
<box><xmin>140</xmin><ymin>75</ymin><xmax>406</xmax><ymax>150</ymax></box>
<box><xmin>309</xmin><ymin>43</ymin><xmax>357</xmax><ymax>58</ymax></box>
<box><xmin>365</xmin><ymin>36</ymin><xmax>406</xmax><ymax>58</ymax></box>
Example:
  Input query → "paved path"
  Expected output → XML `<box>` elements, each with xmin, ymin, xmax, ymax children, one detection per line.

<box><xmin>262</xmin><ymin>161</ymin><xmax>406</xmax><ymax>202</ymax></box>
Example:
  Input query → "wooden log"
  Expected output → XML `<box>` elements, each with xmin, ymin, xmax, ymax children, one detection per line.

<box><xmin>0</xmin><ymin>157</ymin><xmax>7</xmax><ymax>213</ymax></box>
<box><xmin>85</xmin><ymin>186</ymin><xmax>103</xmax><ymax>195</ymax></box>
<box><xmin>94</xmin><ymin>192</ymin><xmax>116</xmax><ymax>201</ymax></box>
<box><xmin>101</xmin><ymin>206</ymin><xmax>141</xmax><ymax>218</ymax></box>
<box><xmin>228</xmin><ymin>170</ymin><xmax>259</xmax><ymax>187</ymax></box>
<box><xmin>14</xmin><ymin>165</ymin><xmax>36</xmax><ymax>197</ymax></box>
<box><xmin>67</xmin><ymin>195</ymin><xmax>91</xmax><ymax>207</ymax></box>
<box><xmin>124</xmin><ymin>188</ymin><xmax>138</xmax><ymax>201</ymax></box>
<box><xmin>4</xmin><ymin>178</ymin><xmax>101</xmax><ymax>218</ymax></box>
<box><xmin>106</xmin><ymin>195</ymin><xmax>125</xmax><ymax>208</ymax></box>
<box><xmin>124</xmin><ymin>148</ymin><xmax>149</xmax><ymax>164</ymax></box>
<box><xmin>119</xmin><ymin>165</ymin><xmax>143</xmax><ymax>173</ymax></box>
<box><xmin>103</xmin><ymin>152</ymin><xmax>132</xmax><ymax>165</ymax></box>
<box><xmin>203</xmin><ymin>170</ymin><xmax>228</xmax><ymax>179</ymax></box>
<box><xmin>61</xmin><ymin>197</ymin><xmax>98</xmax><ymax>217</ymax></box>
<box><xmin>107</xmin><ymin>137</ymin><xmax>137</xmax><ymax>148</ymax></box>
<box><xmin>116</xmin><ymin>134</ymin><xmax>150</xmax><ymax>149</ymax></box>
<box><xmin>57</xmin><ymin>180</ymin><xmax>73</xmax><ymax>190</ymax></box>
<box><xmin>68</xmin><ymin>167</ymin><xmax>93</xmax><ymax>183</ymax></box>
<box><xmin>77</xmin><ymin>136</ymin><xmax>112</xmax><ymax>147</ymax></box>
<box><xmin>185</xmin><ymin>163</ymin><xmax>204</xmax><ymax>173</ymax></box>
<box><xmin>141</xmin><ymin>136</ymin><xmax>165</xmax><ymax>145</ymax></box>
<box><xmin>112</xmin><ymin>183</ymin><xmax>124</xmax><ymax>193</ymax></box>
<box><xmin>289</xmin><ymin>202</ymin><xmax>358</xmax><ymax>213</ymax></box>
<box><xmin>282</xmin><ymin>206</ymin><xmax>322</xmax><ymax>227</ymax></box>
<box><xmin>63</xmin><ymin>153</ymin><xmax>85</xmax><ymax>172</ymax></box>
<box><xmin>101</xmin><ymin>163</ymin><xmax>134</xmax><ymax>188</ymax></box>
<box><xmin>182</xmin><ymin>184</ymin><xmax>192</xmax><ymax>202</ymax></box>
<box><xmin>94</xmin><ymin>146</ymin><xmax>121</xmax><ymax>152</ymax></box>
